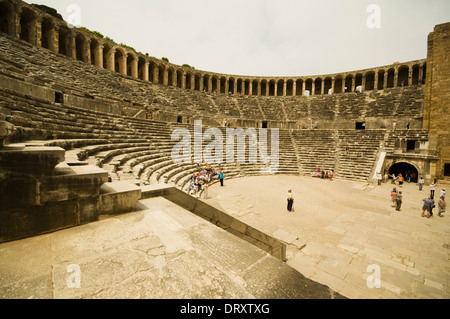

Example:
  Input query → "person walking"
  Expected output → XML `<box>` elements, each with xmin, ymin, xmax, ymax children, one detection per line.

<box><xmin>396</xmin><ymin>191</ymin><xmax>403</xmax><ymax>211</ymax></box>
<box><xmin>203</xmin><ymin>182</ymin><xmax>209</xmax><ymax>200</ymax></box>
<box><xmin>219</xmin><ymin>170</ymin><xmax>224</xmax><ymax>187</ymax></box>
<box><xmin>418</xmin><ymin>177</ymin><xmax>425</xmax><ymax>191</ymax></box>
<box><xmin>398</xmin><ymin>174</ymin><xmax>404</xmax><ymax>186</ymax></box>
<box><xmin>440</xmin><ymin>188</ymin><xmax>446</xmax><ymax>199</ymax></box>
<box><xmin>422</xmin><ymin>197</ymin><xmax>434</xmax><ymax>218</ymax></box>
<box><xmin>430</xmin><ymin>182</ymin><xmax>436</xmax><ymax>198</ymax></box>
<box><xmin>287</xmin><ymin>190</ymin><xmax>294</xmax><ymax>212</ymax></box>
<box><xmin>391</xmin><ymin>187</ymin><xmax>398</xmax><ymax>207</ymax></box>
<box><xmin>438</xmin><ymin>196</ymin><xmax>446</xmax><ymax>217</ymax></box>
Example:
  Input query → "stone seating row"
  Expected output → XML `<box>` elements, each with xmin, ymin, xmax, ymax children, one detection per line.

<box><xmin>0</xmin><ymin>33</ymin><xmax>425</xmax><ymax>125</ymax></box>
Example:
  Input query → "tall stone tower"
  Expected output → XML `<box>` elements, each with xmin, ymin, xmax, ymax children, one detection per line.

<box><xmin>423</xmin><ymin>22</ymin><xmax>450</xmax><ymax>180</ymax></box>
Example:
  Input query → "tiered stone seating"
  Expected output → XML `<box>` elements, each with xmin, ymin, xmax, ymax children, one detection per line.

<box><xmin>335</xmin><ymin>130</ymin><xmax>385</xmax><ymax>181</ymax></box>
<box><xmin>254</xmin><ymin>97</ymin><xmax>286</xmax><ymax>121</ymax></box>
<box><xmin>291</xmin><ymin>130</ymin><xmax>337</xmax><ymax>176</ymax></box>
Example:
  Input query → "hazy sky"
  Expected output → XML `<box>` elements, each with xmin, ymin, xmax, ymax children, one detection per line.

<box><xmin>30</xmin><ymin>0</ymin><xmax>450</xmax><ymax>77</ymax></box>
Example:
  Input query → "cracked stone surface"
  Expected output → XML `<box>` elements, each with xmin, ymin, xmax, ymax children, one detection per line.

<box><xmin>0</xmin><ymin>196</ymin><xmax>342</xmax><ymax>299</ymax></box>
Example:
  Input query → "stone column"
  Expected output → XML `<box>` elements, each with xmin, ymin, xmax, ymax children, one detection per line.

<box><xmin>274</xmin><ymin>82</ymin><xmax>278</xmax><ymax>96</ymax></box>
<box><xmin>208</xmin><ymin>77</ymin><xmax>212</xmax><ymax>92</ymax></box>
<box><xmin>83</xmin><ymin>39</ymin><xmax>91</xmax><ymax>64</ymax></box>
<box><xmin>362</xmin><ymin>75</ymin><xmax>366</xmax><ymax>91</ymax></box>
<box><xmin>394</xmin><ymin>68</ymin><xmax>399</xmax><ymax>87</ymax></box>
<box><xmin>302</xmin><ymin>81</ymin><xmax>307</xmax><ymax>96</ymax></box>
<box><xmin>67</xmin><ymin>32</ymin><xmax>76</xmax><ymax>59</ymax></box>
<box><xmin>190</xmin><ymin>75</ymin><xmax>195</xmax><ymax>90</ymax></box>
<box><xmin>320</xmin><ymin>79</ymin><xmax>324</xmax><ymax>95</ymax></box>
<box><xmin>181</xmin><ymin>73</ymin><xmax>186</xmax><ymax>89</ymax></box>
<box><xmin>131</xmin><ymin>57</ymin><xmax>138</xmax><ymax>78</ymax></box>
<box><xmin>311</xmin><ymin>80</ymin><xmax>315</xmax><ymax>96</ymax></box>
<box><xmin>331</xmin><ymin>78</ymin><xmax>335</xmax><ymax>94</ymax></box>
<box><xmin>119</xmin><ymin>53</ymin><xmax>127</xmax><ymax>75</ymax></box>
<box><xmin>351</xmin><ymin>77</ymin><xmax>356</xmax><ymax>93</ymax></box>
<box><xmin>35</xmin><ymin>18</ymin><xmax>42</xmax><ymax>47</ymax></box>
<box><xmin>94</xmin><ymin>44</ymin><xmax>104</xmax><ymax>68</ymax></box>
<box><xmin>408</xmin><ymin>68</ymin><xmax>413</xmax><ymax>86</ymax></box>
<box><xmin>374</xmin><ymin>72</ymin><xmax>379</xmax><ymax>90</ymax></box>
<box><xmin>105</xmin><ymin>48</ymin><xmax>115</xmax><ymax>71</ymax></box>
<box><xmin>283</xmin><ymin>81</ymin><xmax>287</xmax><ymax>96</ymax></box>
<box><xmin>383</xmin><ymin>71</ymin><xmax>388</xmax><ymax>89</ymax></box>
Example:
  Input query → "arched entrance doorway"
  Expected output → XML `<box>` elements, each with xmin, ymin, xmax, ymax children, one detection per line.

<box><xmin>388</xmin><ymin>162</ymin><xmax>419</xmax><ymax>183</ymax></box>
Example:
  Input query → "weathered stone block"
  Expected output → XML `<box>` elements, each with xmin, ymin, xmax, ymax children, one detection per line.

<box><xmin>99</xmin><ymin>181</ymin><xmax>141</xmax><ymax>215</ymax></box>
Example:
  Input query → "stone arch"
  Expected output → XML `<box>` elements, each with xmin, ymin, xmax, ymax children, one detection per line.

<box><xmin>286</xmin><ymin>79</ymin><xmax>294</xmax><ymax>96</ymax></box>
<box><xmin>245</xmin><ymin>79</ymin><xmax>251</xmax><ymax>95</ymax></box>
<box><xmin>277</xmin><ymin>79</ymin><xmax>284</xmax><ymax>96</ymax></box>
<box><xmin>260</xmin><ymin>80</ymin><xmax>267</xmax><ymax>96</ymax></box>
<box><xmin>202</xmin><ymin>74</ymin><xmax>209</xmax><ymax>92</ymax></box>
<box><xmin>377</xmin><ymin>70</ymin><xmax>385</xmax><ymax>90</ymax></box>
<box><xmin>228</xmin><ymin>78</ymin><xmax>235</xmax><ymax>94</ymax></box>
<box><xmin>268</xmin><ymin>80</ymin><xmax>276</xmax><ymax>96</ymax></box>
<box><xmin>194</xmin><ymin>74</ymin><xmax>201</xmax><ymax>91</ymax></box>
<box><xmin>387</xmin><ymin>68</ymin><xmax>395</xmax><ymax>88</ymax></box>
<box><xmin>334</xmin><ymin>76</ymin><xmax>343</xmax><ymax>94</ymax></box>
<box><xmin>176</xmin><ymin>69</ymin><xmax>183</xmax><ymax>88</ymax></box>
<box><xmin>89</xmin><ymin>38</ymin><xmax>100</xmax><ymax>67</ymax></box>
<box><xmin>236</xmin><ymin>78</ymin><xmax>243</xmax><ymax>94</ymax></box>
<box><xmin>388</xmin><ymin>162</ymin><xmax>419</xmax><ymax>183</ymax></box>
<box><xmin>220</xmin><ymin>77</ymin><xmax>227</xmax><ymax>94</ymax></box>
<box><xmin>252</xmin><ymin>79</ymin><xmax>259</xmax><ymax>96</ymax></box>
<box><xmin>19</xmin><ymin>6</ymin><xmax>36</xmax><ymax>44</ymax></box>
<box><xmin>314</xmin><ymin>78</ymin><xmax>322</xmax><ymax>95</ymax></box>
<box><xmin>355</xmin><ymin>73</ymin><xmax>363</xmax><ymax>91</ymax></box>
<box><xmin>324</xmin><ymin>77</ymin><xmax>332</xmax><ymax>95</ymax></box>
<box><xmin>365</xmin><ymin>71</ymin><xmax>375</xmax><ymax>91</ymax></box>
<box><xmin>0</xmin><ymin>1</ymin><xmax>13</xmax><ymax>35</ymax></box>
<box><xmin>295</xmin><ymin>79</ymin><xmax>303</xmax><ymax>96</ymax></box>
<box><xmin>137</xmin><ymin>57</ymin><xmax>147</xmax><ymax>80</ymax></box>
<box><xmin>40</xmin><ymin>17</ymin><xmax>55</xmax><ymax>51</ymax></box>
<box><xmin>305</xmin><ymin>78</ymin><xmax>313</xmax><ymax>96</ymax></box>
<box><xmin>58</xmin><ymin>26</ymin><xmax>73</xmax><ymax>58</ymax></box>
<box><xmin>397</xmin><ymin>65</ymin><xmax>409</xmax><ymax>87</ymax></box>
<box><xmin>114</xmin><ymin>47</ymin><xmax>126</xmax><ymax>75</ymax></box>
<box><xmin>344</xmin><ymin>75</ymin><xmax>353</xmax><ymax>93</ymax></box>
<box><xmin>166</xmin><ymin>67</ymin><xmax>174</xmax><ymax>86</ymax></box>
<box><xmin>102</xmin><ymin>43</ymin><xmax>114</xmax><ymax>71</ymax></box>
<box><xmin>148</xmin><ymin>61</ymin><xmax>158</xmax><ymax>83</ymax></box>
<box><xmin>185</xmin><ymin>72</ymin><xmax>193</xmax><ymax>90</ymax></box>
<box><xmin>158</xmin><ymin>65</ymin><xmax>165</xmax><ymax>84</ymax></box>
<box><xmin>75</xmin><ymin>32</ymin><xmax>87</xmax><ymax>62</ymax></box>
<box><xmin>212</xmin><ymin>76</ymin><xmax>218</xmax><ymax>93</ymax></box>
<box><xmin>126</xmin><ymin>52</ymin><xmax>137</xmax><ymax>77</ymax></box>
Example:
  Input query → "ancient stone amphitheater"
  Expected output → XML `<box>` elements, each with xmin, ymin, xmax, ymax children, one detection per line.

<box><xmin>0</xmin><ymin>0</ymin><xmax>449</xmax><ymax>300</ymax></box>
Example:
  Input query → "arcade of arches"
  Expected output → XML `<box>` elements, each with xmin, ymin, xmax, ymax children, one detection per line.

<box><xmin>0</xmin><ymin>0</ymin><xmax>427</xmax><ymax>97</ymax></box>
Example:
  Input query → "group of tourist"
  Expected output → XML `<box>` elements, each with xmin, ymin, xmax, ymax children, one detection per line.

<box><xmin>389</xmin><ymin>178</ymin><xmax>446</xmax><ymax>218</ymax></box>
<box><xmin>421</xmin><ymin>185</ymin><xmax>446</xmax><ymax>218</ymax></box>
<box><xmin>389</xmin><ymin>170</ymin><xmax>417</xmax><ymax>185</ymax></box>
<box><xmin>315</xmin><ymin>168</ymin><xmax>334</xmax><ymax>180</ymax></box>
<box><xmin>188</xmin><ymin>164</ymin><xmax>224</xmax><ymax>198</ymax></box>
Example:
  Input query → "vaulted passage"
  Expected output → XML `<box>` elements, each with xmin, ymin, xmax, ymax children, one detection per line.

<box><xmin>389</xmin><ymin>162</ymin><xmax>419</xmax><ymax>182</ymax></box>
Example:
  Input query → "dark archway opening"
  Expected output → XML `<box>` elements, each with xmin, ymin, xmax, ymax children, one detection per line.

<box><xmin>389</xmin><ymin>162</ymin><xmax>418</xmax><ymax>183</ymax></box>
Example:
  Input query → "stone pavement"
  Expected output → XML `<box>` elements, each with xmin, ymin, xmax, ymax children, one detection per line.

<box><xmin>0</xmin><ymin>196</ymin><xmax>343</xmax><ymax>299</ymax></box>
<box><xmin>206</xmin><ymin>175</ymin><xmax>450</xmax><ymax>299</ymax></box>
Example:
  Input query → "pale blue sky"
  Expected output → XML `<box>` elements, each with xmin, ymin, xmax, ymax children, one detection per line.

<box><xmin>30</xmin><ymin>0</ymin><xmax>450</xmax><ymax>76</ymax></box>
